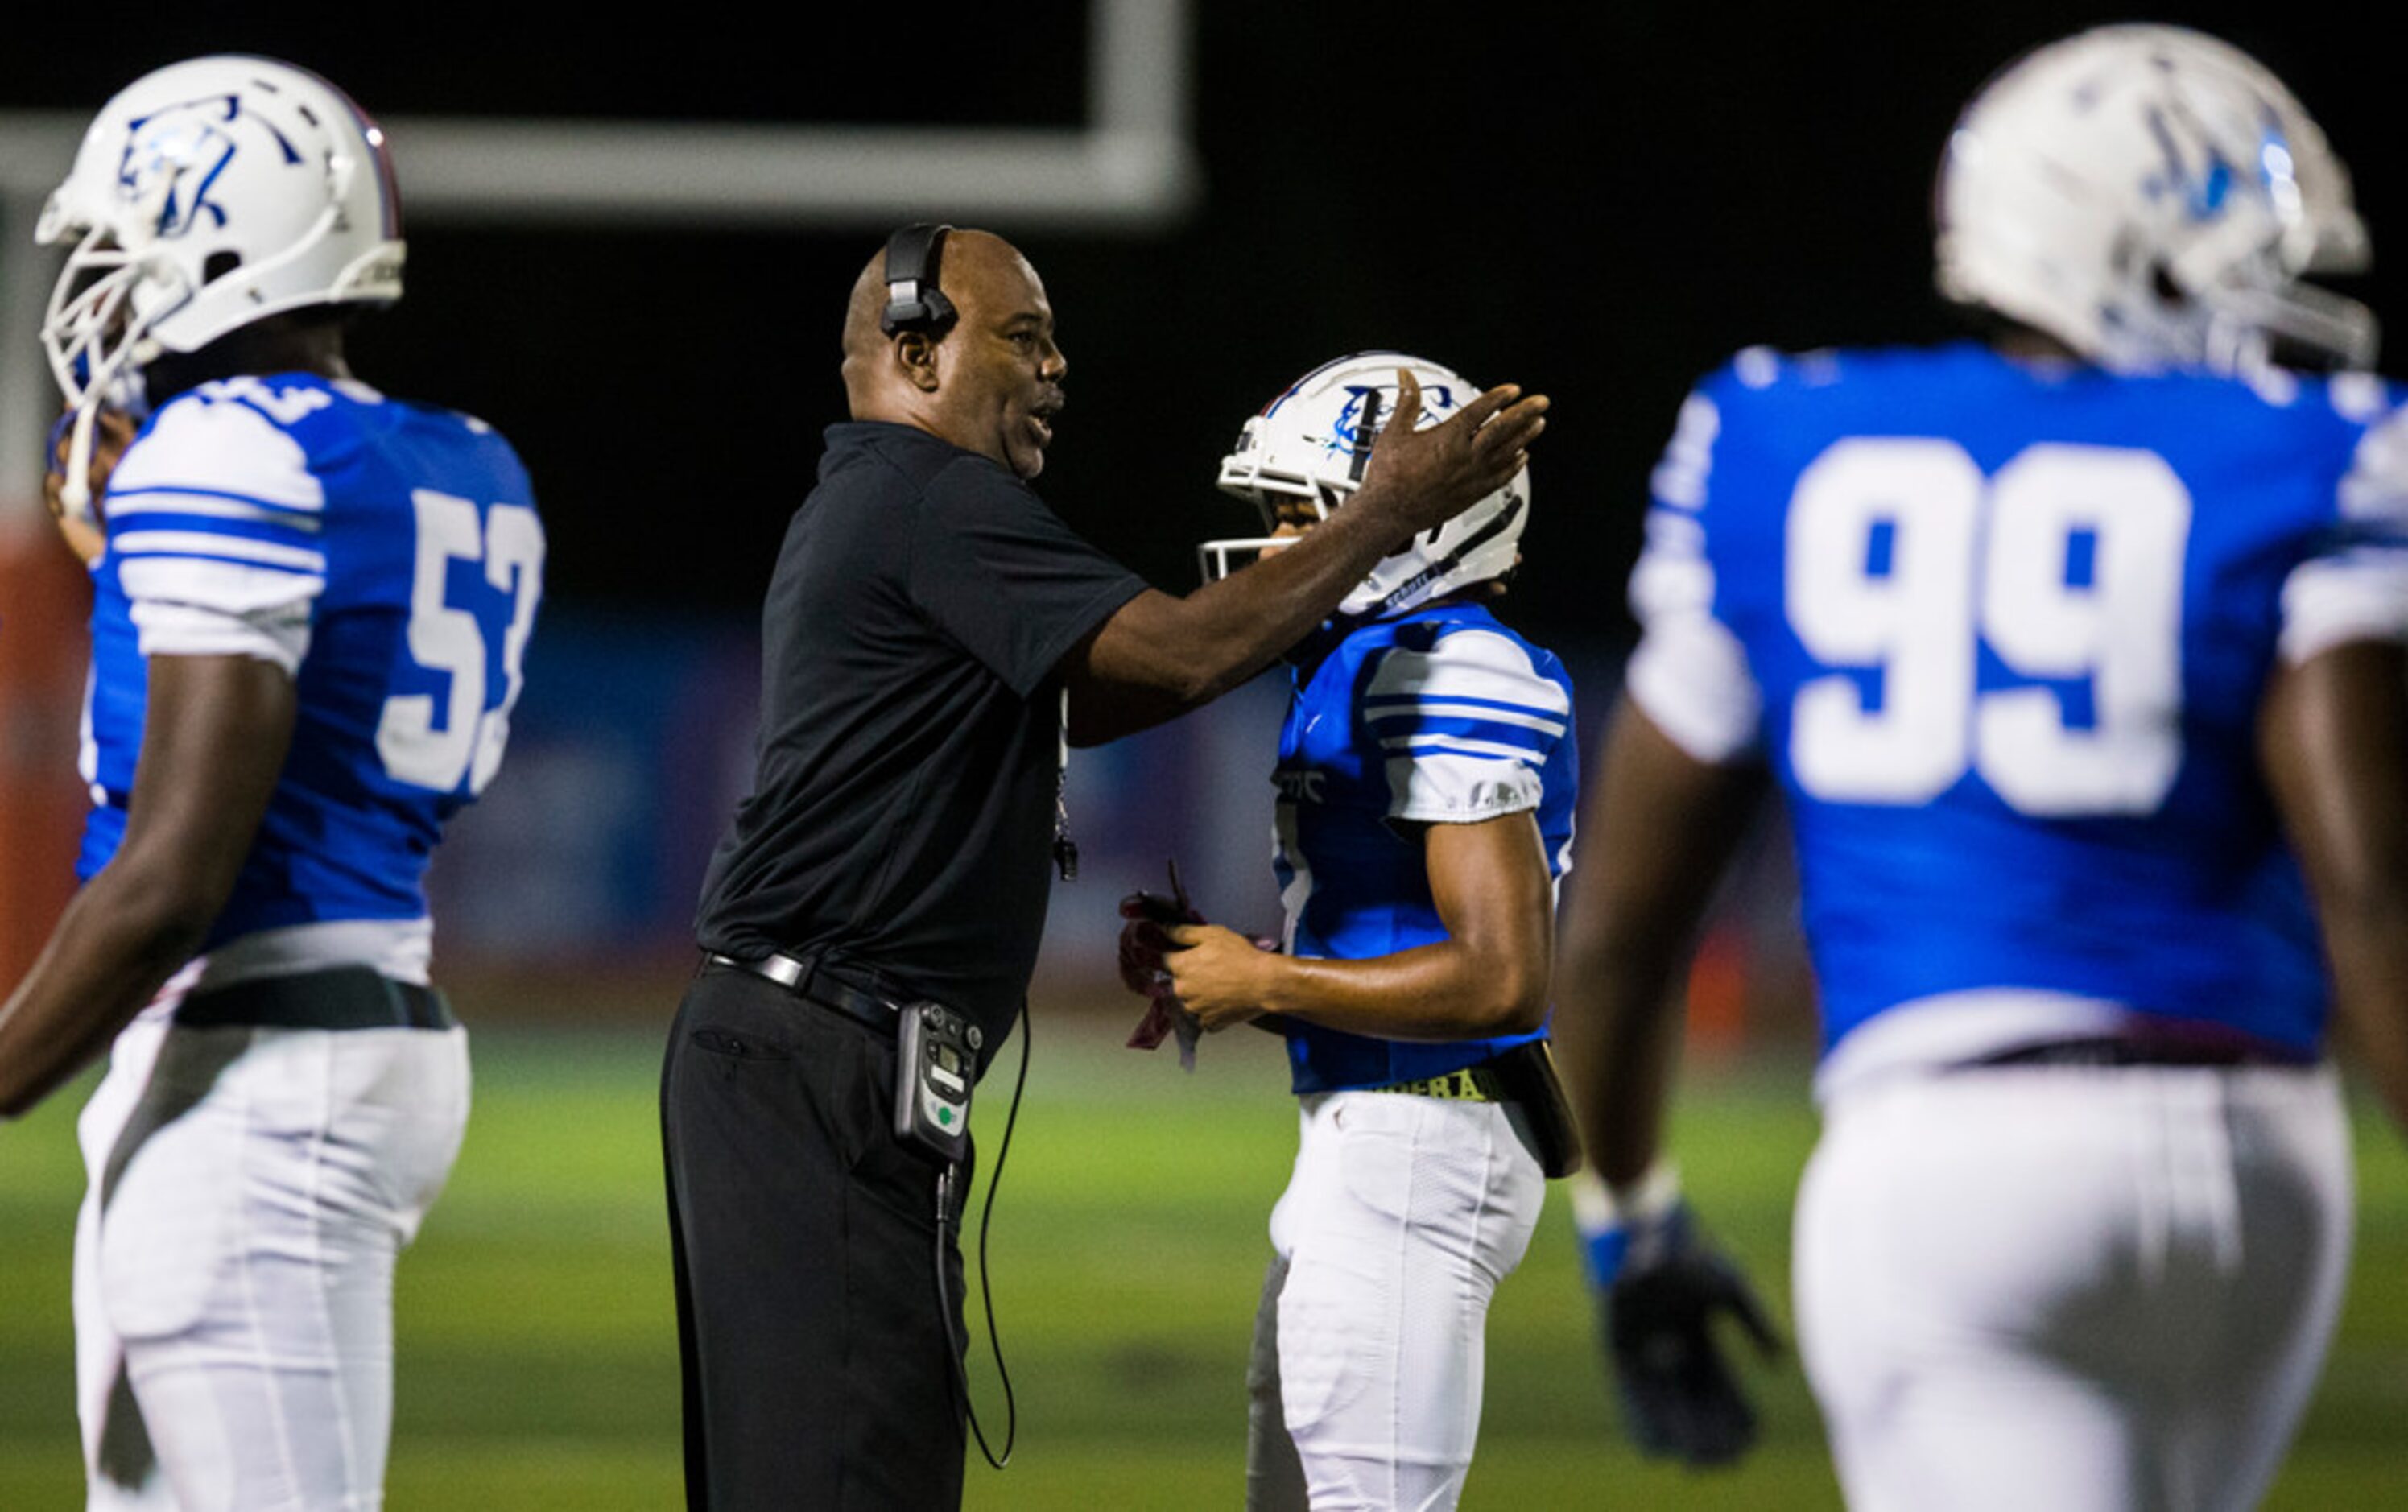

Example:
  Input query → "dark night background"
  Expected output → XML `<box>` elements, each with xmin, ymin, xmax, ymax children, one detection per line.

<box><xmin>8</xmin><ymin>1</ymin><xmax>2399</xmax><ymax>664</ymax></box>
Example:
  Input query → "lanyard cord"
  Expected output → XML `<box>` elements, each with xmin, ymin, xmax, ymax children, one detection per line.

<box><xmin>1053</xmin><ymin>688</ymin><xmax>1078</xmax><ymax>881</ymax></box>
<box><xmin>934</xmin><ymin>996</ymin><xmax>1029</xmax><ymax>1468</ymax></box>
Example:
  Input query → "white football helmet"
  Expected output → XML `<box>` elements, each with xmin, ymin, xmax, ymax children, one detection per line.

<box><xmin>1204</xmin><ymin>352</ymin><xmax>1528</xmax><ymax>620</ymax></box>
<box><xmin>1935</xmin><ymin>25</ymin><xmax>2373</xmax><ymax>374</ymax></box>
<box><xmin>37</xmin><ymin>56</ymin><xmax>405</xmax><ymax>516</ymax></box>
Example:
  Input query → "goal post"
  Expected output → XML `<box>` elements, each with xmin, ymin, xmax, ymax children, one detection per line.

<box><xmin>0</xmin><ymin>0</ymin><xmax>1198</xmax><ymax>524</ymax></box>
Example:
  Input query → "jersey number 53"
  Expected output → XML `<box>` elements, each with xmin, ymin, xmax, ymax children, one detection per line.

<box><xmin>1785</xmin><ymin>438</ymin><xmax>2189</xmax><ymax>817</ymax></box>
<box><xmin>376</xmin><ymin>488</ymin><xmax>544</xmax><ymax>795</ymax></box>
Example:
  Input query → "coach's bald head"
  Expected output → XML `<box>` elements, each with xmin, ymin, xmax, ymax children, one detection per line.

<box><xmin>841</xmin><ymin>228</ymin><xmax>1067</xmax><ymax>481</ymax></box>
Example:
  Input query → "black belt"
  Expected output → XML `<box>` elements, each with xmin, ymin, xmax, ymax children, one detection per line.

<box><xmin>1968</xmin><ymin>1035</ymin><xmax>2311</xmax><ymax>1071</ymax></box>
<box><xmin>702</xmin><ymin>952</ymin><xmax>902</xmax><ymax>1036</ymax></box>
<box><xmin>1352</xmin><ymin>1042</ymin><xmax>1584</xmax><ymax>1179</ymax></box>
<box><xmin>1362</xmin><ymin>1064</ymin><xmax>1508</xmax><ymax>1101</ymax></box>
<box><xmin>174</xmin><ymin>967</ymin><xmax>455</xmax><ymax>1032</ymax></box>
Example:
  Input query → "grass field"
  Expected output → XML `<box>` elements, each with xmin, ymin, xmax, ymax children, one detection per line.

<box><xmin>4</xmin><ymin>1013</ymin><xmax>2406</xmax><ymax>1509</ymax></box>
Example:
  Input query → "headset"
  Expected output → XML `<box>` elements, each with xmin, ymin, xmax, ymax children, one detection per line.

<box><xmin>880</xmin><ymin>222</ymin><xmax>958</xmax><ymax>338</ymax></box>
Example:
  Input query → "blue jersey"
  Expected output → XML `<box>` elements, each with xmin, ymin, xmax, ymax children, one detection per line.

<box><xmin>80</xmin><ymin>373</ymin><xmax>544</xmax><ymax>952</ymax></box>
<box><xmin>1627</xmin><ymin>344</ymin><xmax>2408</xmax><ymax>1063</ymax></box>
<box><xmin>1271</xmin><ymin>602</ymin><xmax>1578</xmax><ymax>1093</ymax></box>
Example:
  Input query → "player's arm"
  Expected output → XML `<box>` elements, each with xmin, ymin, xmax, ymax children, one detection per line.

<box><xmin>1556</xmin><ymin>692</ymin><xmax>1778</xmax><ymax>1466</ymax></box>
<box><xmin>2261</xmin><ymin>638</ymin><xmax>2408</xmax><ymax>1133</ymax></box>
<box><xmin>1554</xmin><ymin>694</ymin><xmax>1764</xmax><ymax>1185</ymax></box>
<box><xmin>0</xmin><ymin>655</ymin><xmax>295</xmax><ymax>1117</ymax></box>
<box><xmin>1162</xmin><ymin>808</ymin><xmax>1552</xmax><ymax>1039</ymax></box>
<box><xmin>1057</xmin><ymin>374</ymin><xmax>1548</xmax><ymax>746</ymax></box>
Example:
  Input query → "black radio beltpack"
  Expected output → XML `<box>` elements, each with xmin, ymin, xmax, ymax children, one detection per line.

<box><xmin>895</xmin><ymin>998</ymin><xmax>980</xmax><ymax>1164</ymax></box>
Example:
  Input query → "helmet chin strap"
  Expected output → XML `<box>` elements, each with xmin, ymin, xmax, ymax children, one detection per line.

<box><xmin>56</xmin><ymin>401</ymin><xmax>101</xmax><ymax>523</ymax></box>
<box><xmin>55</xmin><ymin>344</ymin><xmax>151</xmax><ymax>526</ymax></box>
<box><xmin>1352</xmin><ymin>490</ymin><xmax>1527</xmax><ymax>621</ymax></box>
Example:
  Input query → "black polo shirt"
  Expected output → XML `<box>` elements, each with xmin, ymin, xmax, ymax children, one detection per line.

<box><xmin>696</xmin><ymin>422</ymin><xmax>1148</xmax><ymax>1043</ymax></box>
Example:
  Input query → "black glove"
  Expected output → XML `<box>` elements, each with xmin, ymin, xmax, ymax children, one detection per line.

<box><xmin>1579</xmin><ymin>1181</ymin><xmax>1781</xmax><ymax>1466</ymax></box>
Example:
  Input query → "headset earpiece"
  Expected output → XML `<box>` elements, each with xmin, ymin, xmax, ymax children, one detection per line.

<box><xmin>880</xmin><ymin>223</ymin><xmax>958</xmax><ymax>338</ymax></box>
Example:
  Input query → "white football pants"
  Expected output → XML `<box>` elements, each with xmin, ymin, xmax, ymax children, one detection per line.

<box><xmin>74</xmin><ymin>1013</ymin><xmax>469</xmax><ymax>1512</ymax></box>
<box><xmin>1795</xmin><ymin>1064</ymin><xmax>2351</xmax><ymax>1512</ymax></box>
<box><xmin>1246</xmin><ymin>1089</ymin><xmax>1545</xmax><ymax>1511</ymax></box>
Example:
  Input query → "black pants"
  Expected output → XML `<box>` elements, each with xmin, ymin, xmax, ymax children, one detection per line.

<box><xmin>661</xmin><ymin>965</ymin><xmax>969</xmax><ymax>1510</ymax></box>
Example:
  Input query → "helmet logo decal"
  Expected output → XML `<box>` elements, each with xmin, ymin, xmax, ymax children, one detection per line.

<box><xmin>1321</xmin><ymin>382</ymin><xmax>1459</xmax><ymax>476</ymax></box>
<box><xmin>2141</xmin><ymin>106</ymin><xmax>2239</xmax><ymax>224</ymax></box>
<box><xmin>118</xmin><ymin>93</ymin><xmax>303</xmax><ymax>239</ymax></box>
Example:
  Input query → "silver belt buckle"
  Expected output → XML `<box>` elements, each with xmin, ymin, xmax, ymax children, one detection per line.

<box><xmin>755</xmin><ymin>952</ymin><xmax>808</xmax><ymax>989</ymax></box>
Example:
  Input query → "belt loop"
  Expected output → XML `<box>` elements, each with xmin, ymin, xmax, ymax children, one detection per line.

<box><xmin>794</xmin><ymin>953</ymin><xmax>827</xmax><ymax>1006</ymax></box>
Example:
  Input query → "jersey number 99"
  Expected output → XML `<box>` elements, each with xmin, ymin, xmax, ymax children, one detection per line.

<box><xmin>1785</xmin><ymin>439</ymin><xmax>2189</xmax><ymax>816</ymax></box>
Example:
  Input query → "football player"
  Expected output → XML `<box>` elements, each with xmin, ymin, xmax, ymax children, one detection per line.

<box><xmin>0</xmin><ymin>56</ymin><xmax>544</xmax><ymax>1510</ymax></box>
<box><xmin>1128</xmin><ymin>353</ymin><xmax>1580</xmax><ymax>1510</ymax></box>
<box><xmin>1556</xmin><ymin>23</ymin><xmax>2408</xmax><ymax>1506</ymax></box>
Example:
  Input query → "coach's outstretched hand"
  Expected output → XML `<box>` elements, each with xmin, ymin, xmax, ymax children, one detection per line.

<box><xmin>1575</xmin><ymin>1167</ymin><xmax>1780</xmax><ymax>1466</ymax></box>
<box><xmin>1352</xmin><ymin>368</ymin><xmax>1547</xmax><ymax>539</ymax></box>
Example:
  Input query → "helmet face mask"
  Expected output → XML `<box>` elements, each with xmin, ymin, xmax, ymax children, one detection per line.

<box><xmin>1204</xmin><ymin>352</ymin><xmax>1529</xmax><ymax>620</ymax></box>
<box><xmin>37</xmin><ymin>55</ymin><xmax>407</xmax><ymax>419</ymax></box>
<box><xmin>1935</xmin><ymin>24</ymin><xmax>2375</xmax><ymax>374</ymax></box>
<box><xmin>40</xmin><ymin>238</ymin><xmax>149</xmax><ymax>415</ymax></box>
<box><xmin>1195</xmin><ymin>482</ymin><xmax>1334</xmax><ymax>585</ymax></box>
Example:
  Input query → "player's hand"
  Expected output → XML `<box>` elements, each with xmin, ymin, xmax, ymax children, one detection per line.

<box><xmin>1576</xmin><ymin>1169</ymin><xmax>1781</xmax><ymax>1466</ymax></box>
<box><xmin>1120</xmin><ymin>862</ymin><xmax>1208</xmax><ymax>1066</ymax></box>
<box><xmin>1160</xmin><ymin>923</ymin><xmax>1279</xmax><ymax>1031</ymax></box>
<box><xmin>1117</xmin><ymin>887</ymin><xmax>1201</xmax><ymax>1000</ymax></box>
<box><xmin>43</xmin><ymin>406</ymin><xmax>136</xmax><ymax>566</ymax></box>
<box><xmin>1355</xmin><ymin>368</ymin><xmax>1547</xmax><ymax>537</ymax></box>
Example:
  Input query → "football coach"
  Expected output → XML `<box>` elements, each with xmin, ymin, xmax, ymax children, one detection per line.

<box><xmin>659</xmin><ymin>224</ymin><xmax>1549</xmax><ymax>1509</ymax></box>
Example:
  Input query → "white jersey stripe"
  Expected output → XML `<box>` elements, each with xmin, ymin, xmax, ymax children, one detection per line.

<box><xmin>1362</xmin><ymin>690</ymin><xmax>1567</xmax><ymax>717</ymax></box>
<box><xmin>1364</xmin><ymin>630</ymin><xmax>1572</xmax><ymax>718</ymax></box>
<box><xmin>130</xmin><ymin>599</ymin><xmax>312</xmax><ymax>673</ymax></box>
<box><xmin>1380</xmin><ymin>723</ymin><xmax>1552</xmax><ymax>755</ymax></box>
<box><xmin>111</xmin><ymin>484</ymin><xmax>326</xmax><ymax>516</ymax></box>
<box><xmin>2279</xmin><ymin>547</ymin><xmax>2408</xmax><ymax>664</ymax></box>
<box><xmin>109</xmin><ymin>392</ymin><xmax>327</xmax><ymax>511</ymax></box>
<box><xmin>112</xmin><ymin>531</ymin><xmax>328</xmax><ymax>573</ymax></box>
<box><xmin>108</xmin><ymin>493</ymin><xmax>326</xmax><ymax>532</ymax></box>
<box><xmin>1388</xmin><ymin>734</ymin><xmax>1543</xmax><ymax>762</ymax></box>
<box><xmin>1367</xmin><ymin>701</ymin><xmax>1567</xmax><ymax>735</ymax></box>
